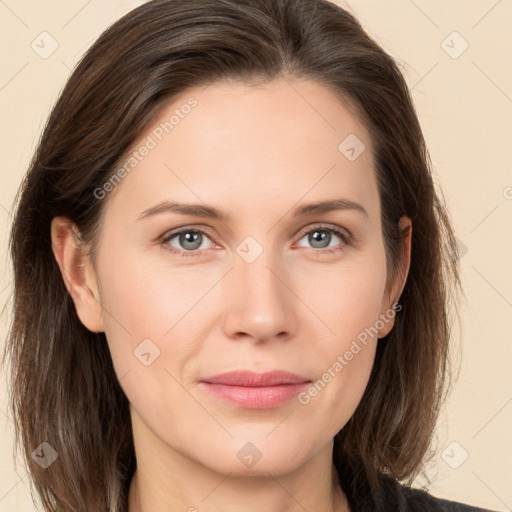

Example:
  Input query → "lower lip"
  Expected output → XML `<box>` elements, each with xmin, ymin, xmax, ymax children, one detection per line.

<box><xmin>200</xmin><ymin>382</ymin><xmax>309</xmax><ymax>409</ymax></box>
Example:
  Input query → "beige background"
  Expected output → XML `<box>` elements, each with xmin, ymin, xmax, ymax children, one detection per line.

<box><xmin>0</xmin><ymin>0</ymin><xmax>511</xmax><ymax>511</ymax></box>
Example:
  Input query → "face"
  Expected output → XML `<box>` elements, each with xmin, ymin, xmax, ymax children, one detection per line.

<box><xmin>58</xmin><ymin>77</ymin><xmax>409</xmax><ymax>477</ymax></box>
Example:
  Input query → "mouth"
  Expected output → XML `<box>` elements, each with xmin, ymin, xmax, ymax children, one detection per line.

<box><xmin>199</xmin><ymin>370</ymin><xmax>311</xmax><ymax>409</ymax></box>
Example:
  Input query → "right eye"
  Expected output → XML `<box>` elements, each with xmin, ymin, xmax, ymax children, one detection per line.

<box><xmin>161</xmin><ymin>227</ymin><xmax>217</xmax><ymax>258</ymax></box>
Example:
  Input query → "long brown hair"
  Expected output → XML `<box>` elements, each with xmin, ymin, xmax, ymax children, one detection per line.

<box><xmin>3</xmin><ymin>0</ymin><xmax>462</xmax><ymax>510</ymax></box>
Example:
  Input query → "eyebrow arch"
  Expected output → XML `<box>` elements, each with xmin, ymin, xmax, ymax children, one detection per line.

<box><xmin>138</xmin><ymin>202</ymin><xmax>229</xmax><ymax>222</ymax></box>
<box><xmin>294</xmin><ymin>199</ymin><xmax>368</xmax><ymax>219</ymax></box>
<box><xmin>137</xmin><ymin>198</ymin><xmax>369</xmax><ymax>222</ymax></box>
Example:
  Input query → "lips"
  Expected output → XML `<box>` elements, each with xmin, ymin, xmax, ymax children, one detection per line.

<box><xmin>199</xmin><ymin>370</ymin><xmax>311</xmax><ymax>409</ymax></box>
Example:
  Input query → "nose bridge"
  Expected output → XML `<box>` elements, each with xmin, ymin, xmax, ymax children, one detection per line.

<box><xmin>238</xmin><ymin>247</ymin><xmax>282</xmax><ymax>301</ymax></box>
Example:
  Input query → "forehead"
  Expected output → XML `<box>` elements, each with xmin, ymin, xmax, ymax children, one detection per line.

<box><xmin>105</xmin><ymin>77</ymin><xmax>379</xmax><ymax>224</ymax></box>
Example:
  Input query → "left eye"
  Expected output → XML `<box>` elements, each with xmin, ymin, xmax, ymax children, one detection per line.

<box><xmin>296</xmin><ymin>226</ymin><xmax>349</xmax><ymax>251</ymax></box>
<box><xmin>161</xmin><ymin>225</ymin><xmax>350</xmax><ymax>258</ymax></box>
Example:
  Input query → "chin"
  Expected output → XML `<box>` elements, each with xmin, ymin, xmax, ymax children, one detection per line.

<box><xmin>190</xmin><ymin>435</ymin><xmax>314</xmax><ymax>478</ymax></box>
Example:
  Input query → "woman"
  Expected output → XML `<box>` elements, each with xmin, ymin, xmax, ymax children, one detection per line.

<box><xmin>3</xmin><ymin>0</ymin><xmax>498</xmax><ymax>511</ymax></box>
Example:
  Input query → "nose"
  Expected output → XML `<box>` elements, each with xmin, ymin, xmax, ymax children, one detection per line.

<box><xmin>222</xmin><ymin>249</ymin><xmax>297</xmax><ymax>344</ymax></box>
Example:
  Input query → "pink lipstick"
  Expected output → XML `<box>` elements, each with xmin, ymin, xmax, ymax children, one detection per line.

<box><xmin>199</xmin><ymin>370</ymin><xmax>310</xmax><ymax>409</ymax></box>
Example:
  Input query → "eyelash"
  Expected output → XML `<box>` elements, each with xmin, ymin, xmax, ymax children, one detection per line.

<box><xmin>160</xmin><ymin>223</ymin><xmax>352</xmax><ymax>259</ymax></box>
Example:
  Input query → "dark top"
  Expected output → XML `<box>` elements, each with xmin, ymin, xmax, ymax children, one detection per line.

<box><xmin>335</xmin><ymin>452</ymin><xmax>498</xmax><ymax>512</ymax></box>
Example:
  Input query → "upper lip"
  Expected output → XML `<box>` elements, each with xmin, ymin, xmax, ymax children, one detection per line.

<box><xmin>201</xmin><ymin>370</ymin><xmax>310</xmax><ymax>387</ymax></box>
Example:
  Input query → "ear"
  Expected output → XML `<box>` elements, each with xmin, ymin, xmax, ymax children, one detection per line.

<box><xmin>50</xmin><ymin>216</ymin><xmax>105</xmax><ymax>333</ymax></box>
<box><xmin>377</xmin><ymin>216</ymin><xmax>412</xmax><ymax>338</ymax></box>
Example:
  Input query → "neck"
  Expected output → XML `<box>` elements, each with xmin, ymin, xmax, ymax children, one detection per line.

<box><xmin>128</xmin><ymin>466</ymin><xmax>348</xmax><ymax>512</ymax></box>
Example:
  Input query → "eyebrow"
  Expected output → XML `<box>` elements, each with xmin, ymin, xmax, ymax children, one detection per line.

<box><xmin>137</xmin><ymin>198</ymin><xmax>369</xmax><ymax>222</ymax></box>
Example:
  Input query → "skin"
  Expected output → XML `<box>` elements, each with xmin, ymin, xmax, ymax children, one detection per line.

<box><xmin>51</xmin><ymin>76</ymin><xmax>412</xmax><ymax>512</ymax></box>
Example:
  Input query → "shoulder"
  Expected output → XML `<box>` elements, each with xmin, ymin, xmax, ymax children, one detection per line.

<box><xmin>398</xmin><ymin>483</ymin><xmax>499</xmax><ymax>512</ymax></box>
<box><xmin>334</xmin><ymin>452</ymin><xmax>498</xmax><ymax>512</ymax></box>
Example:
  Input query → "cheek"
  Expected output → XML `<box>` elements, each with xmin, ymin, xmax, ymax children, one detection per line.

<box><xmin>98</xmin><ymin>241</ymin><xmax>211</xmax><ymax>339</ymax></box>
<box><xmin>94</xmin><ymin>247</ymin><xmax>207</xmax><ymax>395</ymax></box>
<box><xmin>299</xmin><ymin>313</ymin><xmax>378</xmax><ymax>441</ymax></box>
<box><xmin>96</xmin><ymin>259</ymin><xmax>200</xmax><ymax>435</ymax></box>
<box><xmin>302</xmin><ymin>251</ymin><xmax>388</xmax><ymax>343</ymax></box>
<box><xmin>296</xmin><ymin>256</ymin><xmax>386</xmax><ymax>427</ymax></box>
